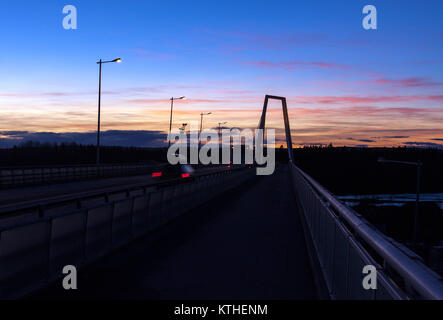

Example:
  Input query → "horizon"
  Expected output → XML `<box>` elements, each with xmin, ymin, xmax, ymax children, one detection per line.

<box><xmin>2</xmin><ymin>129</ymin><xmax>443</xmax><ymax>150</ymax></box>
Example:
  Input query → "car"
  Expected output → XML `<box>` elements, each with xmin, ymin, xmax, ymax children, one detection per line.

<box><xmin>151</xmin><ymin>155</ymin><xmax>196</xmax><ymax>181</ymax></box>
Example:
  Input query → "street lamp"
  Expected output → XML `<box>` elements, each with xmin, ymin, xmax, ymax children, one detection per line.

<box><xmin>168</xmin><ymin>96</ymin><xmax>186</xmax><ymax>147</ymax></box>
<box><xmin>178</xmin><ymin>123</ymin><xmax>188</xmax><ymax>136</ymax></box>
<box><xmin>179</xmin><ymin>123</ymin><xmax>188</xmax><ymax>132</ymax></box>
<box><xmin>378</xmin><ymin>157</ymin><xmax>423</xmax><ymax>246</ymax></box>
<box><xmin>218</xmin><ymin>121</ymin><xmax>227</xmax><ymax>134</ymax></box>
<box><xmin>199</xmin><ymin>112</ymin><xmax>212</xmax><ymax>149</ymax></box>
<box><xmin>96</xmin><ymin>58</ymin><xmax>122</xmax><ymax>165</ymax></box>
<box><xmin>218</xmin><ymin>121</ymin><xmax>227</xmax><ymax>146</ymax></box>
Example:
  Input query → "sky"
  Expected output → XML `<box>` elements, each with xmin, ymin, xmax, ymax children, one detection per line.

<box><xmin>0</xmin><ymin>0</ymin><xmax>442</xmax><ymax>148</ymax></box>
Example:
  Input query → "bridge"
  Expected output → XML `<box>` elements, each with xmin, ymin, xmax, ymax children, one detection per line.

<box><xmin>1</xmin><ymin>96</ymin><xmax>442</xmax><ymax>300</ymax></box>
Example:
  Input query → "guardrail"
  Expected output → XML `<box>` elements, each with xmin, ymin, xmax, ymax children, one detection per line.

<box><xmin>0</xmin><ymin>166</ymin><xmax>255</xmax><ymax>299</ymax></box>
<box><xmin>0</xmin><ymin>163</ymin><xmax>163</xmax><ymax>189</ymax></box>
<box><xmin>290</xmin><ymin>163</ymin><xmax>443</xmax><ymax>300</ymax></box>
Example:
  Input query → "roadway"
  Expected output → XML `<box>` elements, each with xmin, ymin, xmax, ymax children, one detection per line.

<box><xmin>0</xmin><ymin>173</ymin><xmax>157</xmax><ymax>210</ymax></box>
<box><xmin>0</xmin><ymin>165</ymin><xmax>226</xmax><ymax>212</ymax></box>
<box><xmin>29</xmin><ymin>165</ymin><xmax>318</xmax><ymax>300</ymax></box>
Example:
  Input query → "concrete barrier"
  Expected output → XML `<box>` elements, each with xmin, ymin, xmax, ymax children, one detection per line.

<box><xmin>50</xmin><ymin>211</ymin><xmax>87</xmax><ymax>277</ymax></box>
<box><xmin>0</xmin><ymin>221</ymin><xmax>50</xmax><ymax>298</ymax></box>
<box><xmin>85</xmin><ymin>205</ymin><xmax>113</xmax><ymax>261</ymax></box>
<box><xmin>132</xmin><ymin>195</ymin><xmax>150</xmax><ymax>237</ymax></box>
<box><xmin>148</xmin><ymin>191</ymin><xmax>163</xmax><ymax>230</ymax></box>
<box><xmin>0</xmin><ymin>166</ymin><xmax>255</xmax><ymax>298</ymax></box>
<box><xmin>112</xmin><ymin>199</ymin><xmax>133</xmax><ymax>247</ymax></box>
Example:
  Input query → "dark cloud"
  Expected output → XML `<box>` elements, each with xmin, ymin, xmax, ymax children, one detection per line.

<box><xmin>347</xmin><ymin>138</ymin><xmax>376</xmax><ymax>143</ymax></box>
<box><xmin>0</xmin><ymin>131</ymin><xmax>29</xmax><ymax>136</ymax></box>
<box><xmin>403</xmin><ymin>142</ymin><xmax>443</xmax><ymax>149</ymax></box>
<box><xmin>298</xmin><ymin>142</ymin><xmax>328</xmax><ymax>146</ymax></box>
<box><xmin>431</xmin><ymin>138</ymin><xmax>443</xmax><ymax>141</ymax></box>
<box><xmin>0</xmin><ymin>130</ymin><xmax>167</xmax><ymax>148</ymax></box>
<box><xmin>371</xmin><ymin>136</ymin><xmax>410</xmax><ymax>139</ymax></box>
<box><xmin>209</xmin><ymin>126</ymin><xmax>242</xmax><ymax>131</ymax></box>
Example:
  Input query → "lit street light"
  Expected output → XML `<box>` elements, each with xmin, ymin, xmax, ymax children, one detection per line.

<box><xmin>96</xmin><ymin>58</ymin><xmax>121</xmax><ymax>165</ymax></box>
<box><xmin>378</xmin><ymin>157</ymin><xmax>423</xmax><ymax>247</ymax></box>
<box><xmin>179</xmin><ymin>123</ymin><xmax>188</xmax><ymax>132</ymax></box>
<box><xmin>199</xmin><ymin>112</ymin><xmax>212</xmax><ymax>149</ymax></box>
<box><xmin>168</xmin><ymin>96</ymin><xmax>186</xmax><ymax>147</ymax></box>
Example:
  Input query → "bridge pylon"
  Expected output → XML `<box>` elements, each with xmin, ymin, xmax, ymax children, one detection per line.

<box><xmin>257</xmin><ymin>95</ymin><xmax>294</xmax><ymax>162</ymax></box>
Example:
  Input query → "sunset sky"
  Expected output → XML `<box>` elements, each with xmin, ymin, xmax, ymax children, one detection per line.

<box><xmin>0</xmin><ymin>0</ymin><xmax>442</xmax><ymax>148</ymax></box>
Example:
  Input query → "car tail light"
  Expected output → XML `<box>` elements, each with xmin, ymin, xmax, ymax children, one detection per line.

<box><xmin>182</xmin><ymin>173</ymin><xmax>190</xmax><ymax>178</ymax></box>
<box><xmin>152</xmin><ymin>172</ymin><xmax>162</xmax><ymax>177</ymax></box>
<box><xmin>227</xmin><ymin>165</ymin><xmax>231</xmax><ymax>168</ymax></box>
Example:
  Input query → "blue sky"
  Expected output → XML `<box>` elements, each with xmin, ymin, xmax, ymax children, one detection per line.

<box><xmin>0</xmin><ymin>0</ymin><xmax>442</xmax><ymax>147</ymax></box>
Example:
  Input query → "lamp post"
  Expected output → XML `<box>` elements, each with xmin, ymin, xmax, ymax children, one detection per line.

<box><xmin>218</xmin><ymin>121</ymin><xmax>227</xmax><ymax>134</ymax></box>
<box><xmin>168</xmin><ymin>96</ymin><xmax>186</xmax><ymax>147</ymax></box>
<box><xmin>218</xmin><ymin>121</ymin><xmax>227</xmax><ymax>146</ymax></box>
<box><xmin>378</xmin><ymin>157</ymin><xmax>423</xmax><ymax>247</ymax></box>
<box><xmin>199</xmin><ymin>112</ymin><xmax>212</xmax><ymax>149</ymax></box>
<box><xmin>96</xmin><ymin>58</ymin><xmax>121</xmax><ymax>165</ymax></box>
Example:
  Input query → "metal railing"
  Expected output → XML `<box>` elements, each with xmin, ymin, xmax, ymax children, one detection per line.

<box><xmin>0</xmin><ymin>162</ymin><xmax>164</xmax><ymax>189</ymax></box>
<box><xmin>0</xmin><ymin>166</ymin><xmax>255</xmax><ymax>299</ymax></box>
<box><xmin>290</xmin><ymin>163</ymin><xmax>443</xmax><ymax>300</ymax></box>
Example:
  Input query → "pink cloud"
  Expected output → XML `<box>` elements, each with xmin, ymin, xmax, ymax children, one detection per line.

<box><xmin>293</xmin><ymin>106</ymin><xmax>443</xmax><ymax>117</ymax></box>
<box><xmin>215</xmin><ymin>89</ymin><xmax>256</xmax><ymax>95</ymax></box>
<box><xmin>244</xmin><ymin>60</ymin><xmax>347</xmax><ymax>70</ymax></box>
<box><xmin>292</xmin><ymin>95</ymin><xmax>443</xmax><ymax>104</ymax></box>
<box><xmin>128</xmin><ymin>98</ymin><xmax>230</xmax><ymax>105</ymax></box>
<box><xmin>426</xmin><ymin>95</ymin><xmax>443</xmax><ymax>101</ymax></box>
<box><xmin>368</xmin><ymin>77</ymin><xmax>443</xmax><ymax>87</ymax></box>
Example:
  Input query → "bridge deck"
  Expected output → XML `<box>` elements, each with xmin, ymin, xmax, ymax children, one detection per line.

<box><xmin>0</xmin><ymin>173</ymin><xmax>157</xmax><ymax>210</ymax></box>
<box><xmin>0</xmin><ymin>166</ymin><xmax>220</xmax><ymax>211</ymax></box>
<box><xmin>29</xmin><ymin>165</ymin><xmax>318</xmax><ymax>299</ymax></box>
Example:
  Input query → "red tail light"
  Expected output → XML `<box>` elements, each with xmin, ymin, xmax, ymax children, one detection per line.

<box><xmin>152</xmin><ymin>172</ymin><xmax>162</xmax><ymax>177</ymax></box>
<box><xmin>227</xmin><ymin>165</ymin><xmax>231</xmax><ymax>168</ymax></box>
<box><xmin>181</xmin><ymin>173</ymin><xmax>190</xmax><ymax>178</ymax></box>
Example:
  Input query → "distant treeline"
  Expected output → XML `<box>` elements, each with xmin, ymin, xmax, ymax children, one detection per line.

<box><xmin>289</xmin><ymin>146</ymin><xmax>443</xmax><ymax>194</ymax></box>
<box><xmin>1</xmin><ymin>142</ymin><xmax>442</xmax><ymax>194</ymax></box>
<box><xmin>0</xmin><ymin>141</ymin><xmax>166</xmax><ymax>166</ymax></box>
